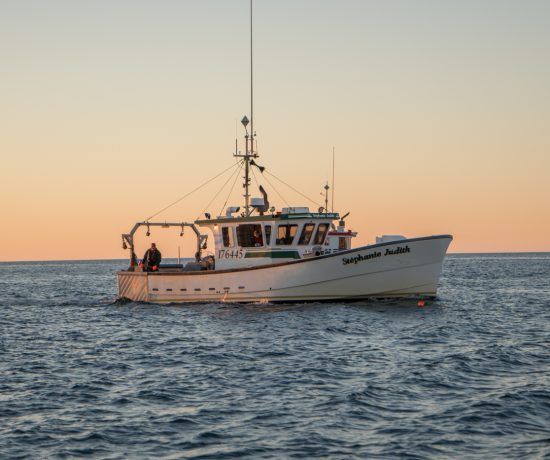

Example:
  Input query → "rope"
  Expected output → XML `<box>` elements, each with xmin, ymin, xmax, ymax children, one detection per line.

<box><xmin>264</xmin><ymin>170</ymin><xmax>322</xmax><ymax>208</ymax></box>
<box><xmin>144</xmin><ymin>162</ymin><xmax>241</xmax><ymax>221</ymax></box>
<box><xmin>259</xmin><ymin>169</ymin><xmax>290</xmax><ymax>207</ymax></box>
<box><xmin>196</xmin><ymin>160</ymin><xmax>244</xmax><ymax>221</ymax></box>
<box><xmin>218</xmin><ymin>160</ymin><xmax>245</xmax><ymax>216</ymax></box>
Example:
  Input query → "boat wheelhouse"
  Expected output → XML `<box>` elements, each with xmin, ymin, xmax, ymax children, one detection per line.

<box><xmin>196</xmin><ymin>208</ymin><xmax>340</xmax><ymax>270</ymax></box>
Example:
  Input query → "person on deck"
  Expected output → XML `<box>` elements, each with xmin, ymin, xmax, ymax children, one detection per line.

<box><xmin>253</xmin><ymin>229</ymin><xmax>263</xmax><ymax>247</ymax></box>
<box><xmin>140</xmin><ymin>243</ymin><xmax>162</xmax><ymax>272</ymax></box>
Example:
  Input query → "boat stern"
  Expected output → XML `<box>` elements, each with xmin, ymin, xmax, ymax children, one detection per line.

<box><xmin>117</xmin><ymin>271</ymin><xmax>149</xmax><ymax>302</ymax></box>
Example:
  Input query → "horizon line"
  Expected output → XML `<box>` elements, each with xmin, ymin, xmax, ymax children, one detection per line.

<box><xmin>1</xmin><ymin>251</ymin><xmax>550</xmax><ymax>263</ymax></box>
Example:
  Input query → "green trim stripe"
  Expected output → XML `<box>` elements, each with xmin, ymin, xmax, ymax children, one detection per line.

<box><xmin>195</xmin><ymin>213</ymin><xmax>339</xmax><ymax>225</ymax></box>
<box><xmin>245</xmin><ymin>250</ymin><xmax>301</xmax><ymax>259</ymax></box>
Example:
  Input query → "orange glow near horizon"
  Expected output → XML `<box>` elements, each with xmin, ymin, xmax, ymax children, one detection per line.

<box><xmin>1</xmin><ymin>1</ymin><xmax>549</xmax><ymax>261</ymax></box>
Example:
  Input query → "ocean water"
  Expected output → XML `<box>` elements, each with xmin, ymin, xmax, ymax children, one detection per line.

<box><xmin>1</xmin><ymin>254</ymin><xmax>549</xmax><ymax>459</ymax></box>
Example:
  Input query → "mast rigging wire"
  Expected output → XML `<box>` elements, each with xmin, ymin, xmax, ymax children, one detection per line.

<box><xmin>196</xmin><ymin>160</ymin><xmax>244</xmax><ymax>221</ymax></box>
<box><xmin>264</xmin><ymin>170</ymin><xmax>323</xmax><ymax>208</ymax></box>
<box><xmin>144</xmin><ymin>162</ymin><xmax>241</xmax><ymax>222</ymax></box>
<box><xmin>249</xmin><ymin>167</ymin><xmax>265</xmax><ymax>208</ymax></box>
<box><xmin>218</xmin><ymin>160</ymin><xmax>245</xmax><ymax>216</ymax></box>
<box><xmin>262</xmin><ymin>173</ymin><xmax>290</xmax><ymax>208</ymax></box>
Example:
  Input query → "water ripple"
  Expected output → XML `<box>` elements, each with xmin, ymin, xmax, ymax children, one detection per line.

<box><xmin>1</xmin><ymin>255</ymin><xmax>549</xmax><ymax>458</ymax></box>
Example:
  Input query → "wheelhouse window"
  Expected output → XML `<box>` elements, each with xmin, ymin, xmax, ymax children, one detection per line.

<box><xmin>298</xmin><ymin>223</ymin><xmax>315</xmax><ymax>245</ymax></box>
<box><xmin>339</xmin><ymin>237</ymin><xmax>347</xmax><ymax>250</ymax></box>
<box><xmin>264</xmin><ymin>225</ymin><xmax>272</xmax><ymax>245</ymax></box>
<box><xmin>276</xmin><ymin>224</ymin><xmax>298</xmax><ymax>245</ymax></box>
<box><xmin>237</xmin><ymin>224</ymin><xmax>263</xmax><ymax>247</ymax></box>
<box><xmin>313</xmin><ymin>223</ymin><xmax>329</xmax><ymax>245</ymax></box>
<box><xmin>222</xmin><ymin>227</ymin><xmax>234</xmax><ymax>248</ymax></box>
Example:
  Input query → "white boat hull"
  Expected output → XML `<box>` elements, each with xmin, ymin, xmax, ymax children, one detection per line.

<box><xmin>117</xmin><ymin>235</ymin><xmax>452</xmax><ymax>303</ymax></box>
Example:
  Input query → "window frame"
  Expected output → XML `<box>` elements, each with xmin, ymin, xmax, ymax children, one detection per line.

<box><xmin>264</xmin><ymin>225</ymin><xmax>272</xmax><ymax>246</ymax></box>
<box><xmin>298</xmin><ymin>223</ymin><xmax>316</xmax><ymax>245</ymax></box>
<box><xmin>313</xmin><ymin>223</ymin><xmax>330</xmax><ymax>245</ymax></box>
<box><xmin>236</xmin><ymin>224</ymin><xmax>264</xmax><ymax>248</ymax></box>
<box><xmin>338</xmin><ymin>237</ymin><xmax>347</xmax><ymax>250</ymax></box>
<box><xmin>276</xmin><ymin>224</ymin><xmax>298</xmax><ymax>245</ymax></box>
<box><xmin>221</xmin><ymin>226</ymin><xmax>234</xmax><ymax>248</ymax></box>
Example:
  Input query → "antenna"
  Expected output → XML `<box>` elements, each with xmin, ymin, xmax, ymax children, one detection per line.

<box><xmin>331</xmin><ymin>146</ymin><xmax>335</xmax><ymax>212</ymax></box>
<box><xmin>250</xmin><ymin>0</ymin><xmax>254</xmax><ymax>154</ymax></box>
<box><xmin>233</xmin><ymin>0</ymin><xmax>258</xmax><ymax>217</ymax></box>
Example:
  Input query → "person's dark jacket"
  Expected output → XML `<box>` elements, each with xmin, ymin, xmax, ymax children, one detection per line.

<box><xmin>142</xmin><ymin>248</ymin><xmax>162</xmax><ymax>270</ymax></box>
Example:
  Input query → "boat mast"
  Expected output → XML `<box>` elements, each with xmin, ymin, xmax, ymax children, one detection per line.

<box><xmin>324</xmin><ymin>182</ymin><xmax>330</xmax><ymax>214</ymax></box>
<box><xmin>243</xmin><ymin>115</ymin><xmax>251</xmax><ymax>216</ymax></box>
<box><xmin>235</xmin><ymin>0</ymin><xmax>256</xmax><ymax>217</ymax></box>
<box><xmin>250</xmin><ymin>0</ymin><xmax>254</xmax><ymax>153</ymax></box>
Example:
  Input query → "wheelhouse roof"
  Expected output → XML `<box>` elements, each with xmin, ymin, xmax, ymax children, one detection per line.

<box><xmin>195</xmin><ymin>212</ymin><xmax>340</xmax><ymax>226</ymax></box>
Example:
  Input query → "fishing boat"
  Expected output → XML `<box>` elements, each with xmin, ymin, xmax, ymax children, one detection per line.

<box><xmin>117</xmin><ymin>3</ymin><xmax>452</xmax><ymax>304</ymax></box>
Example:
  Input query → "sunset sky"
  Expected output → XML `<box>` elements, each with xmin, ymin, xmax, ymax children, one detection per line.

<box><xmin>2</xmin><ymin>0</ymin><xmax>549</xmax><ymax>261</ymax></box>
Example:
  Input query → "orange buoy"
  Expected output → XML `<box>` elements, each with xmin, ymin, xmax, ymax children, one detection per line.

<box><xmin>417</xmin><ymin>300</ymin><xmax>426</xmax><ymax>307</ymax></box>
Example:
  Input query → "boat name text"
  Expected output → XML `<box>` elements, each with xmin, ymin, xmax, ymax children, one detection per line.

<box><xmin>342</xmin><ymin>251</ymin><xmax>381</xmax><ymax>265</ymax></box>
<box><xmin>384</xmin><ymin>246</ymin><xmax>410</xmax><ymax>256</ymax></box>
<box><xmin>342</xmin><ymin>245</ymin><xmax>411</xmax><ymax>265</ymax></box>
